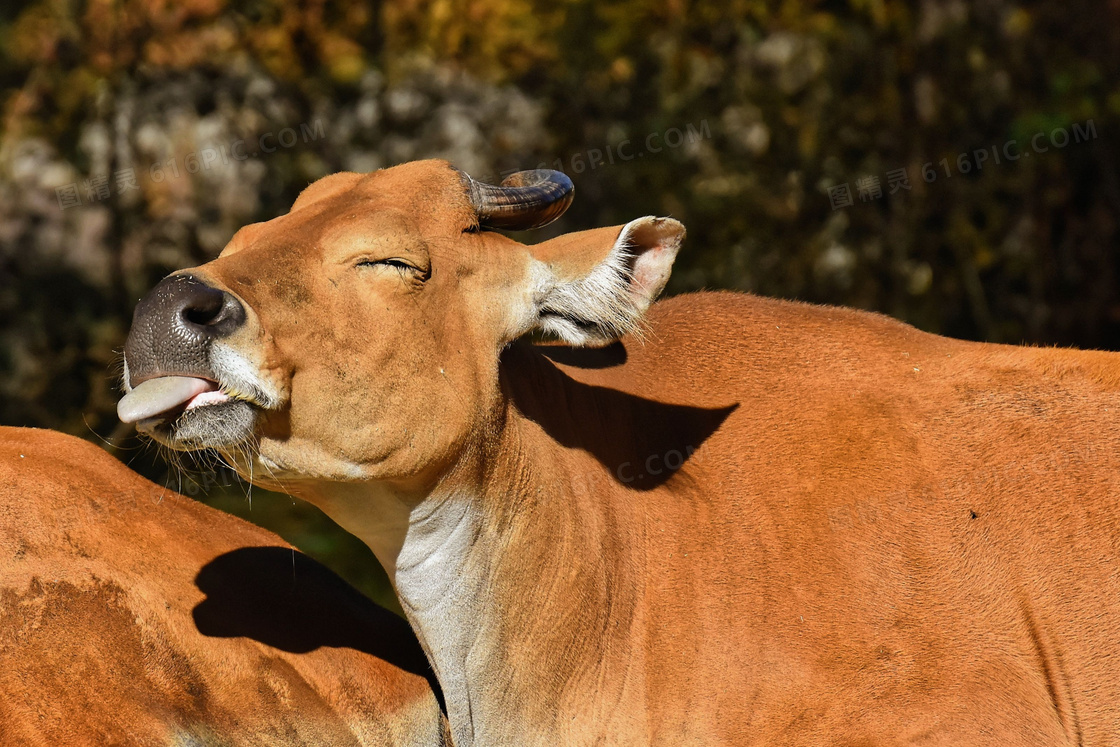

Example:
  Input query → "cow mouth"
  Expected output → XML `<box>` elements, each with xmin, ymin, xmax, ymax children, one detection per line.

<box><xmin>119</xmin><ymin>375</ymin><xmax>261</xmax><ymax>450</ymax></box>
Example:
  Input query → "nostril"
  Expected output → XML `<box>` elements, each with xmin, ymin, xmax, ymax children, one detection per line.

<box><xmin>166</xmin><ymin>276</ymin><xmax>246</xmax><ymax>337</ymax></box>
<box><xmin>182</xmin><ymin>297</ymin><xmax>225</xmax><ymax>327</ymax></box>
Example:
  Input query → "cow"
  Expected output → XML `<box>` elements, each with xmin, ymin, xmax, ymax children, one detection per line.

<box><xmin>0</xmin><ymin>426</ymin><xmax>447</xmax><ymax>746</ymax></box>
<box><xmin>118</xmin><ymin>158</ymin><xmax>1120</xmax><ymax>745</ymax></box>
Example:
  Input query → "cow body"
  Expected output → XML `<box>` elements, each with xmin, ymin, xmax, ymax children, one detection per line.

<box><xmin>116</xmin><ymin>160</ymin><xmax>1120</xmax><ymax>745</ymax></box>
<box><xmin>0</xmin><ymin>427</ymin><xmax>446</xmax><ymax>746</ymax></box>
<box><xmin>431</xmin><ymin>290</ymin><xmax>1120</xmax><ymax>745</ymax></box>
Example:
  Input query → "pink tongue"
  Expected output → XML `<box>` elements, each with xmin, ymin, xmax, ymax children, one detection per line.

<box><xmin>117</xmin><ymin>376</ymin><xmax>217</xmax><ymax>424</ymax></box>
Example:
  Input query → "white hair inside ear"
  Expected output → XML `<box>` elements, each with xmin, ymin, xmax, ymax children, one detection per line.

<box><xmin>533</xmin><ymin>216</ymin><xmax>685</xmax><ymax>346</ymax></box>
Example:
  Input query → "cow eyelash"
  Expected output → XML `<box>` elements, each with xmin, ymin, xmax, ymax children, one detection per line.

<box><xmin>357</xmin><ymin>258</ymin><xmax>417</xmax><ymax>272</ymax></box>
<box><xmin>355</xmin><ymin>257</ymin><xmax>431</xmax><ymax>283</ymax></box>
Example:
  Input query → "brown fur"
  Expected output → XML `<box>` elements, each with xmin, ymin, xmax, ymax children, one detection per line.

<box><xmin>0</xmin><ymin>427</ymin><xmax>446</xmax><ymax>746</ymax></box>
<box><xmin>486</xmin><ymin>292</ymin><xmax>1120</xmax><ymax>744</ymax></box>
<box><xmin>130</xmin><ymin>159</ymin><xmax>1120</xmax><ymax>745</ymax></box>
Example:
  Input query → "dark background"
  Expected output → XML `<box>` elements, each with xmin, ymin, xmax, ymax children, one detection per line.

<box><xmin>2</xmin><ymin>0</ymin><xmax>1117</xmax><ymax>610</ymax></box>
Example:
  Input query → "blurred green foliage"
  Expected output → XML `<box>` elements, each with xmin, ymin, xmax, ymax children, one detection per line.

<box><xmin>1</xmin><ymin>0</ymin><xmax>1117</xmax><ymax>609</ymax></box>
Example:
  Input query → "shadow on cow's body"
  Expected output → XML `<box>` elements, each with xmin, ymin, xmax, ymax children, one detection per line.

<box><xmin>509</xmin><ymin>343</ymin><xmax>739</xmax><ymax>490</ymax></box>
<box><xmin>193</xmin><ymin>546</ymin><xmax>444</xmax><ymax>708</ymax></box>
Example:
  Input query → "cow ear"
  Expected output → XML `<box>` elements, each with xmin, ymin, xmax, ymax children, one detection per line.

<box><xmin>521</xmin><ymin>217</ymin><xmax>684</xmax><ymax>346</ymax></box>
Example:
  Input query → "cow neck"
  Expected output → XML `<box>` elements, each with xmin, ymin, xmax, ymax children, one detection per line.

<box><xmin>305</xmin><ymin>352</ymin><xmax>650</xmax><ymax>746</ymax></box>
<box><xmin>297</xmin><ymin>446</ymin><xmax>494</xmax><ymax>745</ymax></box>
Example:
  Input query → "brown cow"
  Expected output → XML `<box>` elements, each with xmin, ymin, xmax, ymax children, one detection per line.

<box><xmin>119</xmin><ymin>159</ymin><xmax>1120</xmax><ymax>745</ymax></box>
<box><xmin>0</xmin><ymin>426</ymin><xmax>447</xmax><ymax>746</ymax></box>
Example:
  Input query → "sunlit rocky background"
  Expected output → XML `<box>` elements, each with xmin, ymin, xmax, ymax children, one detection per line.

<box><xmin>2</xmin><ymin>0</ymin><xmax>1117</xmax><ymax>607</ymax></box>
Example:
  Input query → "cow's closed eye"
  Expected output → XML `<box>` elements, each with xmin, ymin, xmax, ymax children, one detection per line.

<box><xmin>355</xmin><ymin>258</ymin><xmax>430</xmax><ymax>281</ymax></box>
<box><xmin>357</xmin><ymin>258</ymin><xmax>416</xmax><ymax>270</ymax></box>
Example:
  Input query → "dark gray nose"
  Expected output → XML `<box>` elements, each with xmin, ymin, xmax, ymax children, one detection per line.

<box><xmin>124</xmin><ymin>275</ymin><xmax>245</xmax><ymax>387</ymax></box>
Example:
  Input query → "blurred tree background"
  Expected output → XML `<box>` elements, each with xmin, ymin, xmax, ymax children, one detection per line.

<box><xmin>1</xmin><ymin>0</ymin><xmax>1117</xmax><ymax>610</ymax></box>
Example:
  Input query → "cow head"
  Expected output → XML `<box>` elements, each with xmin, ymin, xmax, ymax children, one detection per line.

<box><xmin>119</xmin><ymin>159</ymin><xmax>684</xmax><ymax>490</ymax></box>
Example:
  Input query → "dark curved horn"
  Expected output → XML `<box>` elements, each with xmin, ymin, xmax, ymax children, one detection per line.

<box><xmin>462</xmin><ymin>169</ymin><xmax>574</xmax><ymax>231</ymax></box>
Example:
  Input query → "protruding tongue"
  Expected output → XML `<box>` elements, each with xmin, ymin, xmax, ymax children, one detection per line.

<box><xmin>117</xmin><ymin>376</ymin><xmax>217</xmax><ymax>424</ymax></box>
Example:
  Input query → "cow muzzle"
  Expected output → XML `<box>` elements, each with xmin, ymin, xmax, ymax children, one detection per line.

<box><xmin>119</xmin><ymin>274</ymin><xmax>258</xmax><ymax>448</ymax></box>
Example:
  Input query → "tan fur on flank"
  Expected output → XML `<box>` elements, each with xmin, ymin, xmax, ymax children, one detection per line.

<box><xmin>0</xmin><ymin>427</ymin><xmax>446</xmax><ymax>746</ymax></box>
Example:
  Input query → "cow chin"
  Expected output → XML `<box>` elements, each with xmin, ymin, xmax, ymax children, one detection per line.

<box><xmin>138</xmin><ymin>400</ymin><xmax>258</xmax><ymax>452</ymax></box>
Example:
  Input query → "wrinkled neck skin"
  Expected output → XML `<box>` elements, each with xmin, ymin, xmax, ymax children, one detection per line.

<box><xmin>290</xmin><ymin>383</ymin><xmax>651</xmax><ymax>747</ymax></box>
